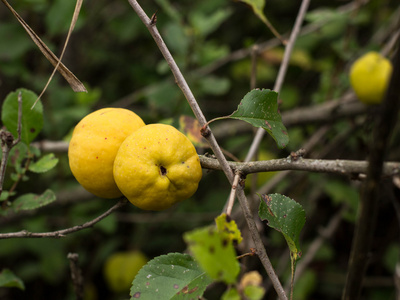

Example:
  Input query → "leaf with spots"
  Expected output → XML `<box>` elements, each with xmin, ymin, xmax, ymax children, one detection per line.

<box><xmin>215</xmin><ymin>213</ymin><xmax>243</xmax><ymax>244</ymax></box>
<box><xmin>183</xmin><ymin>224</ymin><xmax>240</xmax><ymax>284</ymax></box>
<box><xmin>1</xmin><ymin>89</ymin><xmax>44</xmax><ymax>145</ymax></box>
<box><xmin>179</xmin><ymin>115</ymin><xmax>208</xmax><ymax>147</ymax></box>
<box><xmin>12</xmin><ymin>189</ymin><xmax>56</xmax><ymax>212</ymax></box>
<box><xmin>230</xmin><ymin>89</ymin><xmax>289</xmax><ymax>149</ymax></box>
<box><xmin>258</xmin><ymin>193</ymin><xmax>305</xmax><ymax>261</ymax></box>
<box><xmin>258</xmin><ymin>193</ymin><xmax>305</xmax><ymax>297</ymax></box>
<box><xmin>130</xmin><ymin>253</ymin><xmax>212</xmax><ymax>300</ymax></box>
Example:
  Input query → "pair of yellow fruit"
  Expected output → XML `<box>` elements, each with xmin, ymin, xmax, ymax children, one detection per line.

<box><xmin>68</xmin><ymin>108</ymin><xmax>202</xmax><ymax>211</ymax></box>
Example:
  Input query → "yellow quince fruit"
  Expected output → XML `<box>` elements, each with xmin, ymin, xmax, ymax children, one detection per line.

<box><xmin>103</xmin><ymin>250</ymin><xmax>148</xmax><ymax>293</ymax></box>
<box><xmin>68</xmin><ymin>108</ymin><xmax>145</xmax><ymax>198</ymax></box>
<box><xmin>113</xmin><ymin>123</ymin><xmax>202</xmax><ymax>210</ymax></box>
<box><xmin>349</xmin><ymin>51</ymin><xmax>392</xmax><ymax>105</ymax></box>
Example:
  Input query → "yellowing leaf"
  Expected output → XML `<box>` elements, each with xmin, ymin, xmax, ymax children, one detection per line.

<box><xmin>215</xmin><ymin>213</ymin><xmax>243</xmax><ymax>244</ymax></box>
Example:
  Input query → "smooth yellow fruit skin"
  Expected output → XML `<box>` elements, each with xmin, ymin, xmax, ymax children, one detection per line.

<box><xmin>349</xmin><ymin>51</ymin><xmax>392</xmax><ymax>105</ymax></box>
<box><xmin>113</xmin><ymin>124</ymin><xmax>202</xmax><ymax>211</ymax></box>
<box><xmin>103</xmin><ymin>250</ymin><xmax>148</xmax><ymax>293</ymax></box>
<box><xmin>68</xmin><ymin>108</ymin><xmax>145</xmax><ymax>198</ymax></box>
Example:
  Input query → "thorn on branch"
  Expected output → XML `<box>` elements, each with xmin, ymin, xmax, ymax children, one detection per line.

<box><xmin>150</xmin><ymin>10</ymin><xmax>158</xmax><ymax>25</ymax></box>
<box><xmin>239</xmin><ymin>174</ymin><xmax>246</xmax><ymax>188</ymax></box>
<box><xmin>289</xmin><ymin>148</ymin><xmax>306</xmax><ymax>161</ymax></box>
<box><xmin>200</xmin><ymin>125</ymin><xmax>211</xmax><ymax>138</ymax></box>
<box><xmin>0</xmin><ymin>131</ymin><xmax>14</xmax><ymax>148</ymax></box>
<box><xmin>237</xmin><ymin>248</ymin><xmax>257</xmax><ymax>260</ymax></box>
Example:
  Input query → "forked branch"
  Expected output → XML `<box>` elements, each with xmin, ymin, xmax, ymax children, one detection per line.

<box><xmin>126</xmin><ymin>1</ymin><xmax>287</xmax><ymax>298</ymax></box>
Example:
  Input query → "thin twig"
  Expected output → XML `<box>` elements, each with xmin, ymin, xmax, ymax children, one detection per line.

<box><xmin>68</xmin><ymin>253</ymin><xmax>84</xmax><ymax>300</ymax></box>
<box><xmin>226</xmin><ymin>172</ymin><xmax>241</xmax><ymax>216</ymax></box>
<box><xmin>0</xmin><ymin>198</ymin><xmax>127</xmax><ymax>239</ymax></box>
<box><xmin>245</xmin><ymin>0</ymin><xmax>311</xmax><ymax>162</ymax></box>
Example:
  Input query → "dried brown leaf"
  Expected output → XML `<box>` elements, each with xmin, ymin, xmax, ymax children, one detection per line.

<box><xmin>1</xmin><ymin>0</ymin><xmax>87</xmax><ymax>97</ymax></box>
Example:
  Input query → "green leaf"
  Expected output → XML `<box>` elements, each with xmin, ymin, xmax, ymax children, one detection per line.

<box><xmin>130</xmin><ymin>253</ymin><xmax>212</xmax><ymax>300</ymax></box>
<box><xmin>8</xmin><ymin>143</ymin><xmax>29</xmax><ymax>174</ymax></box>
<box><xmin>239</xmin><ymin>271</ymin><xmax>265</xmax><ymax>300</ymax></box>
<box><xmin>0</xmin><ymin>191</ymin><xmax>9</xmax><ymax>202</ymax></box>
<box><xmin>323</xmin><ymin>180</ymin><xmax>359</xmax><ymax>222</ymax></box>
<box><xmin>190</xmin><ymin>8</ymin><xmax>233</xmax><ymax>37</ymax></box>
<box><xmin>258</xmin><ymin>193</ymin><xmax>305</xmax><ymax>260</ymax></box>
<box><xmin>230</xmin><ymin>89</ymin><xmax>289</xmax><ymax>149</ymax></box>
<box><xmin>12</xmin><ymin>189</ymin><xmax>56</xmax><ymax>212</ymax></box>
<box><xmin>238</xmin><ymin>0</ymin><xmax>268</xmax><ymax>25</ymax></box>
<box><xmin>2</xmin><ymin>88</ymin><xmax>43</xmax><ymax>145</ymax></box>
<box><xmin>0</xmin><ymin>23</ymin><xmax>34</xmax><ymax>60</ymax></box>
<box><xmin>292</xmin><ymin>269</ymin><xmax>317</xmax><ymax>300</ymax></box>
<box><xmin>184</xmin><ymin>223</ymin><xmax>240</xmax><ymax>284</ymax></box>
<box><xmin>0</xmin><ymin>269</ymin><xmax>25</xmax><ymax>290</ymax></box>
<box><xmin>221</xmin><ymin>287</ymin><xmax>241</xmax><ymax>300</ymax></box>
<box><xmin>29</xmin><ymin>153</ymin><xmax>59</xmax><ymax>173</ymax></box>
<box><xmin>244</xmin><ymin>285</ymin><xmax>265</xmax><ymax>300</ymax></box>
<box><xmin>198</xmin><ymin>75</ymin><xmax>231</xmax><ymax>96</ymax></box>
<box><xmin>259</xmin><ymin>193</ymin><xmax>305</xmax><ymax>297</ymax></box>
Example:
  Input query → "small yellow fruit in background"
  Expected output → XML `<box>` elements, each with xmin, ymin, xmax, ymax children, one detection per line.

<box><xmin>113</xmin><ymin>124</ymin><xmax>202</xmax><ymax>210</ymax></box>
<box><xmin>68</xmin><ymin>108</ymin><xmax>145</xmax><ymax>198</ymax></box>
<box><xmin>103</xmin><ymin>250</ymin><xmax>148</xmax><ymax>293</ymax></box>
<box><xmin>349</xmin><ymin>51</ymin><xmax>393</xmax><ymax>105</ymax></box>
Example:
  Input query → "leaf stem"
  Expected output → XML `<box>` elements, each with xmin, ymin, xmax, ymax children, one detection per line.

<box><xmin>201</xmin><ymin>115</ymin><xmax>232</xmax><ymax>134</ymax></box>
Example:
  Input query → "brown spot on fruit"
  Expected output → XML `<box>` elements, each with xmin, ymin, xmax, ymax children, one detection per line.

<box><xmin>132</xmin><ymin>292</ymin><xmax>141</xmax><ymax>298</ymax></box>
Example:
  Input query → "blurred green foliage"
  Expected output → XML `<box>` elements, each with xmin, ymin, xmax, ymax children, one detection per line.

<box><xmin>1</xmin><ymin>0</ymin><xmax>400</xmax><ymax>299</ymax></box>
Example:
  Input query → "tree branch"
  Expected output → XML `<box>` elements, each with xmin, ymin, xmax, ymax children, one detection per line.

<box><xmin>0</xmin><ymin>198</ymin><xmax>127</xmax><ymax>239</ymax></box>
<box><xmin>68</xmin><ymin>253</ymin><xmax>84</xmax><ymax>300</ymax></box>
<box><xmin>126</xmin><ymin>1</ymin><xmax>287</xmax><ymax>298</ymax></box>
<box><xmin>200</xmin><ymin>156</ymin><xmax>400</xmax><ymax>178</ymax></box>
<box><xmin>342</xmin><ymin>27</ymin><xmax>400</xmax><ymax>300</ymax></box>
